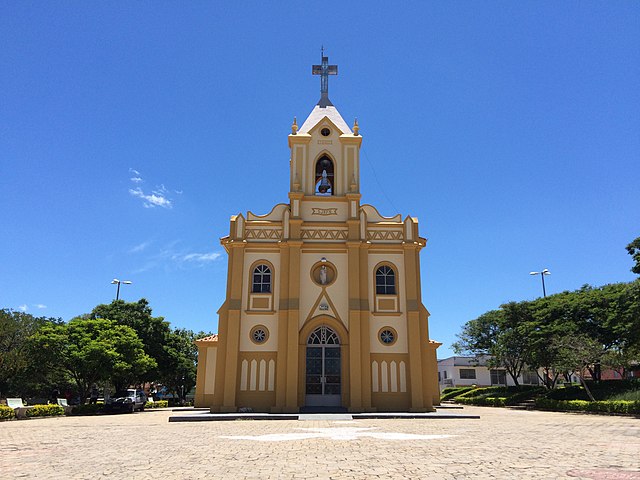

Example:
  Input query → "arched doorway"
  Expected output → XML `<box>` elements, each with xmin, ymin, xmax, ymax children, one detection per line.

<box><xmin>305</xmin><ymin>325</ymin><xmax>341</xmax><ymax>407</ymax></box>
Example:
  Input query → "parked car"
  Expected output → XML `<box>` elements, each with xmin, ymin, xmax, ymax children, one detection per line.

<box><xmin>105</xmin><ymin>389</ymin><xmax>147</xmax><ymax>413</ymax></box>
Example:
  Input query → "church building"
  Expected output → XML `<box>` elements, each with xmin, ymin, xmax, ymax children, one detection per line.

<box><xmin>195</xmin><ymin>55</ymin><xmax>441</xmax><ymax>413</ymax></box>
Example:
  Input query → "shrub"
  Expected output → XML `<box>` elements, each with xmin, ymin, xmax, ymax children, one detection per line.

<box><xmin>0</xmin><ymin>405</ymin><xmax>15</xmax><ymax>420</ymax></box>
<box><xmin>25</xmin><ymin>404</ymin><xmax>64</xmax><ymax>418</ymax></box>
<box><xmin>503</xmin><ymin>387</ymin><xmax>546</xmax><ymax>406</ymax></box>
<box><xmin>441</xmin><ymin>387</ymin><xmax>476</xmax><ymax>401</ymax></box>
<box><xmin>144</xmin><ymin>400</ymin><xmax>169</xmax><ymax>409</ymax></box>
<box><xmin>71</xmin><ymin>403</ymin><xmax>103</xmax><ymax>415</ymax></box>
<box><xmin>606</xmin><ymin>389</ymin><xmax>640</xmax><ymax>402</ymax></box>
<box><xmin>441</xmin><ymin>387</ymin><xmax>461</xmax><ymax>395</ymax></box>
<box><xmin>535</xmin><ymin>398</ymin><xmax>640</xmax><ymax>414</ymax></box>
<box><xmin>457</xmin><ymin>386</ymin><xmax>509</xmax><ymax>399</ymax></box>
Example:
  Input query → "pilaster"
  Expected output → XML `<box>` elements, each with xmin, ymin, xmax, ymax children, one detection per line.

<box><xmin>347</xmin><ymin>241</ymin><xmax>362</xmax><ymax>411</ymax></box>
<box><xmin>285</xmin><ymin>240</ymin><xmax>302</xmax><ymax>412</ymax></box>
<box><xmin>220</xmin><ymin>241</ymin><xmax>246</xmax><ymax>412</ymax></box>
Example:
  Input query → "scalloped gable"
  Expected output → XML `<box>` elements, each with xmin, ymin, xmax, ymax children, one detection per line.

<box><xmin>299</xmin><ymin>104</ymin><xmax>352</xmax><ymax>135</ymax></box>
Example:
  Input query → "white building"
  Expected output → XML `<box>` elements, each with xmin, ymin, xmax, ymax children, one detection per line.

<box><xmin>437</xmin><ymin>356</ymin><xmax>540</xmax><ymax>389</ymax></box>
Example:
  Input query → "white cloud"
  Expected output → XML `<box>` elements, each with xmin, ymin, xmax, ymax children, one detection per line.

<box><xmin>129</xmin><ymin>241</ymin><xmax>151</xmax><ymax>253</ymax></box>
<box><xmin>33</xmin><ymin>304</ymin><xmax>47</xmax><ymax>309</ymax></box>
<box><xmin>179</xmin><ymin>252</ymin><xmax>222</xmax><ymax>263</ymax></box>
<box><xmin>18</xmin><ymin>304</ymin><xmax>28</xmax><ymax>312</ymax></box>
<box><xmin>129</xmin><ymin>187</ymin><xmax>172</xmax><ymax>209</ymax></box>
<box><xmin>129</xmin><ymin>168</ymin><xmax>140</xmax><ymax>175</ymax></box>
<box><xmin>130</xmin><ymin>177</ymin><xmax>143</xmax><ymax>183</ymax></box>
<box><xmin>131</xmin><ymin>243</ymin><xmax>222</xmax><ymax>273</ymax></box>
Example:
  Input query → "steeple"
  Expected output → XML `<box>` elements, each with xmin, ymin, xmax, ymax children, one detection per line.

<box><xmin>288</xmin><ymin>54</ymin><xmax>362</xmax><ymax>198</ymax></box>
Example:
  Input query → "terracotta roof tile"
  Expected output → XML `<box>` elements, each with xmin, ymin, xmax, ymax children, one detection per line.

<box><xmin>196</xmin><ymin>334</ymin><xmax>219</xmax><ymax>342</ymax></box>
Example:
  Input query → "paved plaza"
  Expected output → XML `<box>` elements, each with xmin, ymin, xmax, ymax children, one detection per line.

<box><xmin>1</xmin><ymin>406</ymin><xmax>639</xmax><ymax>479</ymax></box>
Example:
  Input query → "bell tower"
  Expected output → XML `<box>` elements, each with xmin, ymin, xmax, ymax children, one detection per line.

<box><xmin>288</xmin><ymin>53</ymin><xmax>362</xmax><ymax>215</ymax></box>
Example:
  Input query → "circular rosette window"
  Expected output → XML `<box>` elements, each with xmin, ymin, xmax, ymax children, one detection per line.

<box><xmin>250</xmin><ymin>325</ymin><xmax>269</xmax><ymax>345</ymax></box>
<box><xmin>378</xmin><ymin>327</ymin><xmax>398</xmax><ymax>346</ymax></box>
<box><xmin>310</xmin><ymin>261</ymin><xmax>337</xmax><ymax>287</ymax></box>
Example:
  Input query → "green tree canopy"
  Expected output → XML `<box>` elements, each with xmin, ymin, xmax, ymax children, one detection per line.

<box><xmin>90</xmin><ymin>299</ymin><xmax>171</xmax><ymax>383</ymax></box>
<box><xmin>0</xmin><ymin>309</ymin><xmax>62</xmax><ymax>397</ymax></box>
<box><xmin>454</xmin><ymin>280</ymin><xmax>640</xmax><ymax>388</ymax></box>
<box><xmin>30</xmin><ymin>318</ymin><xmax>156</xmax><ymax>403</ymax></box>
<box><xmin>626</xmin><ymin>236</ymin><xmax>640</xmax><ymax>275</ymax></box>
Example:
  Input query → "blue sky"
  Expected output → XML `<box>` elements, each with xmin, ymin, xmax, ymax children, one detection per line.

<box><xmin>2</xmin><ymin>3</ymin><xmax>638</xmax><ymax>359</ymax></box>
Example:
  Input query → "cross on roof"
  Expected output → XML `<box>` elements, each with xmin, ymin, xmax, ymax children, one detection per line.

<box><xmin>312</xmin><ymin>49</ymin><xmax>337</xmax><ymax>107</ymax></box>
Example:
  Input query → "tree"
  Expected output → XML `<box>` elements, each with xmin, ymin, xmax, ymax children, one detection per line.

<box><xmin>30</xmin><ymin>318</ymin><xmax>155</xmax><ymax>403</ymax></box>
<box><xmin>550</xmin><ymin>334</ymin><xmax>602</xmax><ymax>401</ymax></box>
<box><xmin>0</xmin><ymin>309</ymin><xmax>61</xmax><ymax>398</ymax></box>
<box><xmin>90</xmin><ymin>299</ymin><xmax>171</xmax><ymax>383</ymax></box>
<box><xmin>453</xmin><ymin>302</ymin><xmax>536</xmax><ymax>386</ymax></box>
<box><xmin>160</xmin><ymin>329</ymin><xmax>199</xmax><ymax>403</ymax></box>
<box><xmin>627</xmin><ymin>236</ymin><xmax>640</xmax><ymax>275</ymax></box>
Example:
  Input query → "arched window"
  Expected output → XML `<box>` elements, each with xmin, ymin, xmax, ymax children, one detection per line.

<box><xmin>375</xmin><ymin>265</ymin><xmax>396</xmax><ymax>295</ymax></box>
<box><xmin>252</xmin><ymin>264</ymin><xmax>271</xmax><ymax>293</ymax></box>
<box><xmin>315</xmin><ymin>156</ymin><xmax>334</xmax><ymax>195</ymax></box>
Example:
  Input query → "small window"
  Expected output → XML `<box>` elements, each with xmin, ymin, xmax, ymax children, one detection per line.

<box><xmin>375</xmin><ymin>265</ymin><xmax>396</xmax><ymax>295</ymax></box>
<box><xmin>459</xmin><ymin>369</ymin><xmax>476</xmax><ymax>380</ymax></box>
<box><xmin>250</xmin><ymin>325</ymin><xmax>269</xmax><ymax>344</ymax></box>
<box><xmin>379</xmin><ymin>328</ymin><xmax>396</xmax><ymax>345</ymax></box>
<box><xmin>438</xmin><ymin>371</ymin><xmax>441</xmax><ymax>382</ymax></box>
<box><xmin>490</xmin><ymin>369</ymin><xmax>507</xmax><ymax>385</ymax></box>
<box><xmin>522</xmin><ymin>370</ymin><xmax>539</xmax><ymax>385</ymax></box>
<box><xmin>252</xmin><ymin>264</ymin><xmax>271</xmax><ymax>293</ymax></box>
<box><xmin>443</xmin><ymin>371</ymin><xmax>448</xmax><ymax>379</ymax></box>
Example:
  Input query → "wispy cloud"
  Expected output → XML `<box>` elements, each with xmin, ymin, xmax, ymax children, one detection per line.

<box><xmin>131</xmin><ymin>242</ymin><xmax>222</xmax><ymax>273</ymax></box>
<box><xmin>18</xmin><ymin>304</ymin><xmax>28</xmax><ymax>312</ymax></box>
<box><xmin>129</xmin><ymin>187</ymin><xmax>172</xmax><ymax>209</ymax></box>
<box><xmin>33</xmin><ymin>304</ymin><xmax>47</xmax><ymax>309</ymax></box>
<box><xmin>129</xmin><ymin>241</ymin><xmax>151</xmax><ymax>254</ymax></box>
<box><xmin>127</xmin><ymin>170</ymin><xmax>177</xmax><ymax>209</ymax></box>
<box><xmin>178</xmin><ymin>252</ymin><xmax>221</xmax><ymax>263</ymax></box>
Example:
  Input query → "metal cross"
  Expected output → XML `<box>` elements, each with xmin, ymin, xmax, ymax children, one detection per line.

<box><xmin>312</xmin><ymin>48</ymin><xmax>337</xmax><ymax>106</ymax></box>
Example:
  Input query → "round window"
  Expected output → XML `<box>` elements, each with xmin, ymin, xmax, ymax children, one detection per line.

<box><xmin>378</xmin><ymin>327</ymin><xmax>397</xmax><ymax>346</ymax></box>
<box><xmin>250</xmin><ymin>325</ymin><xmax>269</xmax><ymax>344</ymax></box>
<box><xmin>320</xmin><ymin>127</ymin><xmax>331</xmax><ymax>137</ymax></box>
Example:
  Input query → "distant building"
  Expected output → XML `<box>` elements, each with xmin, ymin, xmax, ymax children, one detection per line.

<box><xmin>437</xmin><ymin>356</ymin><xmax>540</xmax><ymax>389</ymax></box>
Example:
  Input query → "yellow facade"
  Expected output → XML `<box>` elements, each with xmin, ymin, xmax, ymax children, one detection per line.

<box><xmin>195</xmin><ymin>70</ymin><xmax>441</xmax><ymax>412</ymax></box>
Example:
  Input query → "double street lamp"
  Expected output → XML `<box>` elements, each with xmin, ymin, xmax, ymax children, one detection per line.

<box><xmin>529</xmin><ymin>269</ymin><xmax>550</xmax><ymax>297</ymax></box>
<box><xmin>111</xmin><ymin>278</ymin><xmax>132</xmax><ymax>301</ymax></box>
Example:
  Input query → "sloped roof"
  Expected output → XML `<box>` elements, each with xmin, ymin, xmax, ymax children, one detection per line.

<box><xmin>196</xmin><ymin>334</ymin><xmax>219</xmax><ymax>343</ymax></box>
<box><xmin>299</xmin><ymin>104</ymin><xmax>352</xmax><ymax>135</ymax></box>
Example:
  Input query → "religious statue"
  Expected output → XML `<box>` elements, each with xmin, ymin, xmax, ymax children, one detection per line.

<box><xmin>319</xmin><ymin>265</ymin><xmax>328</xmax><ymax>285</ymax></box>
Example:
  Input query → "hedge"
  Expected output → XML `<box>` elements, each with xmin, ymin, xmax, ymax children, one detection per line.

<box><xmin>457</xmin><ymin>386</ymin><xmax>509</xmax><ymax>400</ymax></box>
<box><xmin>0</xmin><ymin>405</ymin><xmax>15</xmax><ymax>420</ymax></box>
<box><xmin>535</xmin><ymin>398</ymin><xmax>640</xmax><ymax>414</ymax></box>
<box><xmin>441</xmin><ymin>387</ymin><xmax>476</xmax><ymax>402</ymax></box>
<box><xmin>456</xmin><ymin>396</ymin><xmax>507</xmax><ymax>407</ymax></box>
<box><xmin>25</xmin><ymin>404</ymin><xmax>65</xmax><ymax>418</ymax></box>
<box><xmin>145</xmin><ymin>400</ymin><xmax>169</xmax><ymax>409</ymax></box>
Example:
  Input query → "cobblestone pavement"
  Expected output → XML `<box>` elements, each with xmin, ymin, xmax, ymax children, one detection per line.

<box><xmin>1</xmin><ymin>406</ymin><xmax>639</xmax><ymax>479</ymax></box>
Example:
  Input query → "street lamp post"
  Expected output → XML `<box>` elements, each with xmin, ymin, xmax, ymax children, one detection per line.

<box><xmin>111</xmin><ymin>278</ymin><xmax>132</xmax><ymax>300</ymax></box>
<box><xmin>529</xmin><ymin>269</ymin><xmax>550</xmax><ymax>297</ymax></box>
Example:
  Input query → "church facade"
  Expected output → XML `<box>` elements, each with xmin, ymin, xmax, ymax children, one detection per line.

<box><xmin>195</xmin><ymin>56</ymin><xmax>441</xmax><ymax>413</ymax></box>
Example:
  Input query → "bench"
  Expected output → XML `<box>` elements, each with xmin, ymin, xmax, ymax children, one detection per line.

<box><xmin>6</xmin><ymin>398</ymin><xmax>33</xmax><ymax>419</ymax></box>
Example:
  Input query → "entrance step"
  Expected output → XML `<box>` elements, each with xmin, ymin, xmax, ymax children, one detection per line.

<box><xmin>298</xmin><ymin>413</ymin><xmax>353</xmax><ymax>421</ymax></box>
<box><xmin>300</xmin><ymin>406</ymin><xmax>349</xmax><ymax>414</ymax></box>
